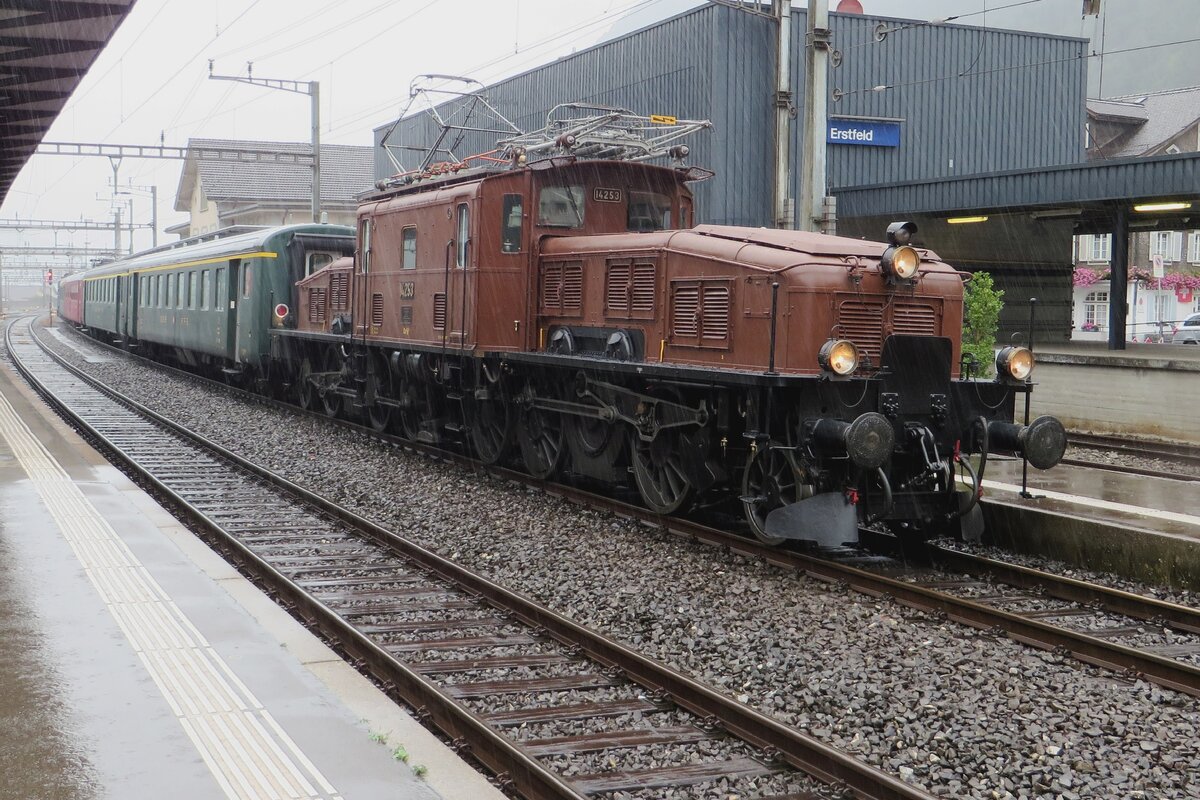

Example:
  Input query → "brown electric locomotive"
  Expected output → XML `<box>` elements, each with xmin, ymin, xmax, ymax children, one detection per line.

<box><xmin>272</xmin><ymin>108</ymin><xmax>1065</xmax><ymax>546</ymax></box>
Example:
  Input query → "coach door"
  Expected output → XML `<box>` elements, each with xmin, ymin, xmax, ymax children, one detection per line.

<box><xmin>123</xmin><ymin>274</ymin><xmax>137</xmax><ymax>339</ymax></box>
<box><xmin>225</xmin><ymin>261</ymin><xmax>240</xmax><ymax>361</ymax></box>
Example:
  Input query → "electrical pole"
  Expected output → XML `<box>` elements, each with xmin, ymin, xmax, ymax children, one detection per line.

<box><xmin>799</xmin><ymin>0</ymin><xmax>833</xmax><ymax>234</ymax></box>
<box><xmin>773</xmin><ymin>0</ymin><xmax>793</xmax><ymax>229</ymax></box>
<box><xmin>113</xmin><ymin>207</ymin><xmax>121</xmax><ymax>253</ymax></box>
<box><xmin>209</xmin><ymin>62</ymin><xmax>321</xmax><ymax>222</ymax></box>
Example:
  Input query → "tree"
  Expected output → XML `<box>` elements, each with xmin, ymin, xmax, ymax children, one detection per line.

<box><xmin>962</xmin><ymin>271</ymin><xmax>1004</xmax><ymax>378</ymax></box>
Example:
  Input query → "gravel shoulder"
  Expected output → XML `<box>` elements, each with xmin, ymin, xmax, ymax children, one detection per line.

<box><xmin>33</xmin><ymin>323</ymin><xmax>1200</xmax><ymax>800</ymax></box>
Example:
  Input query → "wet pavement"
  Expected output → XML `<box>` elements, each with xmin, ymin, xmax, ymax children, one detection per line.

<box><xmin>0</xmin><ymin>343</ymin><xmax>502</xmax><ymax>800</ymax></box>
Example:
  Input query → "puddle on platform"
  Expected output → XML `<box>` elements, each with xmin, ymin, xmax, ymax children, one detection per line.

<box><xmin>0</xmin><ymin>530</ymin><xmax>97</xmax><ymax>799</ymax></box>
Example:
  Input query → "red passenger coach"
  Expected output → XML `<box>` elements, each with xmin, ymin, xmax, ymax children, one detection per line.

<box><xmin>274</xmin><ymin>104</ymin><xmax>1066</xmax><ymax>547</ymax></box>
<box><xmin>58</xmin><ymin>273</ymin><xmax>84</xmax><ymax>324</ymax></box>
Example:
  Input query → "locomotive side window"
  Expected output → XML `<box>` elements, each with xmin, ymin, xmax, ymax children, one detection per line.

<box><xmin>627</xmin><ymin>192</ymin><xmax>671</xmax><ymax>232</ymax></box>
<box><xmin>456</xmin><ymin>203</ymin><xmax>470</xmax><ymax>268</ymax></box>
<box><xmin>359</xmin><ymin>219</ymin><xmax>372</xmax><ymax>274</ymax></box>
<box><xmin>307</xmin><ymin>252</ymin><xmax>333</xmax><ymax>277</ymax></box>
<box><xmin>538</xmin><ymin>185</ymin><xmax>584</xmax><ymax>228</ymax></box>
<box><xmin>402</xmin><ymin>227</ymin><xmax>417</xmax><ymax>268</ymax></box>
<box><xmin>501</xmin><ymin>194</ymin><xmax>523</xmax><ymax>252</ymax></box>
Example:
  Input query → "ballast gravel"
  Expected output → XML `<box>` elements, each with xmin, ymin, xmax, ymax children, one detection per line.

<box><xmin>35</xmin><ymin>323</ymin><xmax>1200</xmax><ymax>799</ymax></box>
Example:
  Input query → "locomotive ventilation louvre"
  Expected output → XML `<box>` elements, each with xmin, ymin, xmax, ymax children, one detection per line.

<box><xmin>541</xmin><ymin>261</ymin><xmax>584</xmax><ymax>315</ymax></box>
<box><xmin>605</xmin><ymin>261</ymin><xmax>657</xmax><ymax>318</ymax></box>
<box><xmin>433</xmin><ymin>292</ymin><xmax>447</xmax><ymax>330</ymax></box>
<box><xmin>308</xmin><ymin>288</ymin><xmax>327</xmax><ymax>323</ymax></box>
<box><xmin>671</xmin><ymin>281</ymin><xmax>730</xmax><ymax>342</ymax></box>
<box><xmin>837</xmin><ymin>296</ymin><xmax>940</xmax><ymax>364</ymax></box>
<box><xmin>371</xmin><ymin>293</ymin><xmax>385</xmax><ymax>329</ymax></box>
<box><xmin>330</xmin><ymin>271</ymin><xmax>349</xmax><ymax>311</ymax></box>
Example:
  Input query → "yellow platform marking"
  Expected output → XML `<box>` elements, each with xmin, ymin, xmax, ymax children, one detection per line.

<box><xmin>0</xmin><ymin>384</ymin><xmax>342</xmax><ymax>800</ymax></box>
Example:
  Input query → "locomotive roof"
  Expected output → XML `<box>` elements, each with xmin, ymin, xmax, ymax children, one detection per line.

<box><xmin>363</xmin><ymin>158</ymin><xmax>693</xmax><ymax>202</ymax></box>
<box><xmin>540</xmin><ymin>225</ymin><xmax>950</xmax><ymax>272</ymax></box>
<box><xmin>63</xmin><ymin>223</ymin><xmax>354</xmax><ymax>283</ymax></box>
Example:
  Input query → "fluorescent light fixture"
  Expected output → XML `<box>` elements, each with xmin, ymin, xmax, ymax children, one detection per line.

<box><xmin>1133</xmin><ymin>201</ymin><xmax>1191</xmax><ymax>212</ymax></box>
<box><xmin>946</xmin><ymin>215</ymin><xmax>989</xmax><ymax>224</ymax></box>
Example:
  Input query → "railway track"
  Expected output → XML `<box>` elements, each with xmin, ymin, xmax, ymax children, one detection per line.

<box><xmin>8</xmin><ymin>314</ymin><xmax>934</xmax><ymax>800</ymax></box>
<box><xmin>1061</xmin><ymin>432</ymin><xmax>1200</xmax><ymax>482</ymax></box>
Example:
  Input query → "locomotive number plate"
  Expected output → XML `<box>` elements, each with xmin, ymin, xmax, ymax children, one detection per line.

<box><xmin>593</xmin><ymin>187</ymin><xmax>623</xmax><ymax>203</ymax></box>
<box><xmin>400</xmin><ymin>281</ymin><xmax>415</xmax><ymax>299</ymax></box>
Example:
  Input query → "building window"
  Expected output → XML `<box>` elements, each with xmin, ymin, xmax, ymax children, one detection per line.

<box><xmin>402</xmin><ymin>227</ymin><xmax>417</xmax><ymax>268</ymax></box>
<box><xmin>1154</xmin><ymin>293</ymin><xmax>1171</xmax><ymax>324</ymax></box>
<box><xmin>1083</xmin><ymin>290</ymin><xmax>1108</xmax><ymax>330</ymax></box>
<box><xmin>1088</xmin><ymin>234</ymin><xmax>1111</xmax><ymax>263</ymax></box>
<box><xmin>1151</xmin><ymin>231</ymin><xmax>1183</xmax><ymax>262</ymax></box>
<box><xmin>1187</xmin><ymin>231</ymin><xmax>1200</xmax><ymax>264</ymax></box>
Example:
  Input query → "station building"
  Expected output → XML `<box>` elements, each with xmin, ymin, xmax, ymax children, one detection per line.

<box><xmin>375</xmin><ymin>2</ymin><xmax>1088</xmax><ymax>339</ymax></box>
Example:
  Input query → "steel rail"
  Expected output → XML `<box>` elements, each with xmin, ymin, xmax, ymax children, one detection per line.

<box><xmin>12</xmin><ymin>317</ymin><xmax>932</xmax><ymax>800</ymax></box>
<box><xmin>1056</xmin><ymin>456</ymin><xmax>1200</xmax><ymax>483</ymax></box>
<box><xmin>928</xmin><ymin>545</ymin><xmax>1200</xmax><ymax>636</ymax></box>
<box><xmin>1067</xmin><ymin>432</ymin><xmax>1200</xmax><ymax>468</ymax></box>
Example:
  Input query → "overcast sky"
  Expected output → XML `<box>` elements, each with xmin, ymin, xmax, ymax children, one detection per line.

<box><xmin>0</xmin><ymin>0</ymin><xmax>708</xmax><ymax>263</ymax></box>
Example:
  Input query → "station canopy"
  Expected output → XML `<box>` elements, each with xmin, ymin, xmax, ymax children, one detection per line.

<box><xmin>0</xmin><ymin>0</ymin><xmax>137</xmax><ymax>204</ymax></box>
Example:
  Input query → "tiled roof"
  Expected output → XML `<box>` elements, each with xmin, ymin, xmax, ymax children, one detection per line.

<box><xmin>1087</xmin><ymin>87</ymin><xmax>1200</xmax><ymax>158</ymax></box>
<box><xmin>173</xmin><ymin>138</ymin><xmax>374</xmax><ymax>211</ymax></box>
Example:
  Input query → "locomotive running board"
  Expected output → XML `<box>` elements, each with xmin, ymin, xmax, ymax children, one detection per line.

<box><xmin>765</xmin><ymin>492</ymin><xmax>858</xmax><ymax>547</ymax></box>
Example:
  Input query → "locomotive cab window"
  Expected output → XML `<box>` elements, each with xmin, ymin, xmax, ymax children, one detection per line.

<box><xmin>537</xmin><ymin>185</ymin><xmax>584</xmax><ymax>228</ymax></box>
<box><xmin>456</xmin><ymin>203</ymin><xmax>470</xmax><ymax>268</ymax></box>
<box><xmin>359</xmin><ymin>219</ymin><xmax>372</xmax><ymax>273</ymax></box>
<box><xmin>627</xmin><ymin>191</ymin><xmax>672</xmax><ymax>232</ymax></box>
<box><xmin>402</xmin><ymin>227</ymin><xmax>417</xmax><ymax>268</ymax></box>
<box><xmin>307</xmin><ymin>252</ymin><xmax>334</xmax><ymax>277</ymax></box>
<box><xmin>501</xmin><ymin>194</ymin><xmax>523</xmax><ymax>252</ymax></box>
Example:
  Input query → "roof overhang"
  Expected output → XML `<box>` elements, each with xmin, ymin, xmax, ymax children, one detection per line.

<box><xmin>835</xmin><ymin>151</ymin><xmax>1200</xmax><ymax>233</ymax></box>
<box><xmin>0</xmin><ymin>1</ymin><xmax>138</xmax><ymax>204</ymax></box>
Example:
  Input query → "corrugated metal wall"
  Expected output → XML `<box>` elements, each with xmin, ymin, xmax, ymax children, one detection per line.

<box><xmin>373</xmin><ymin>3</ymin><xmax>1087</xmax><ymax>227</ymax></box>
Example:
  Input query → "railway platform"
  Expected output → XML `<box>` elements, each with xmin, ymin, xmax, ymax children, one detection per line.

<box><xmin>1028</xmin><ymin>340</ymin><xmax>1200</xmax><ymax>442</ymax></box>
<box><xmin>0</xmin><ymin>349</ymin><xmax>504</xmax><ymax>799</ymax></box>
<box><xmin>980</xmin><ymin>455</ymin><xmax>1200</xmax><ymax>588</ymax></box>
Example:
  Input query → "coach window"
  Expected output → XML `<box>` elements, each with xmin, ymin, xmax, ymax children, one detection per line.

<box><xmin>201</xmin><ymin>271</ymin><xmax>211</xmax><ymax>310</ymax></box>
<box><xmin>359</xmin><ymin>219</ymin><xmax>372</xmax><ymax>273</ymax></box>
<box><xmin>215</xmin><ymin>267</ymin><xmax>226</xmax><ymax>308</ymax></box>
<box><xmin>243</xmin><ymin>265</ymin><xmax>253</xmax><ymax>298</ymax></box>
<box><xmin>455</xmin><ymin>203</ymin><xmax>470</xmax><ymax>268</ymax></box>
<box><xmin>190</xmin><ymin>272</ymin><xmax>198</xmax><ymax>308</ymax></box>
<box><xmin>501</xmin><ymin>194</ymin><xmax>523</xmax><ymax>253</ymax></box>
<box><xmin>402</xmin><ymin>227</ymin><xmax>417</xmax><ymax>268</ymax></box>
<box><xmin>169</xmin><ymin>273</ymin><xmax>177</xmax><ymax>307</ymax></box>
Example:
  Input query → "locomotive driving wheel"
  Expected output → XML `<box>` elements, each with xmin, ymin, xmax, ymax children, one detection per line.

<box><xmin>468</xmin><ymin>386</ymin><xmax>513</xmax><ymax>465</ymax></box>
<box><xmin>395</xmin><ymin>372</ymin><xmax>424</xmax><ymax>442</ymax></box>
<box><xmin>320</xmin><ymin>347</ymin><xmax>344</xmax><ymax>419</ymax></box>
<box><xmin>742</xmin><ymin>445</ymin><xmax>813</xmax><ymax>545</ymax></box>
<box><xmin>518</xmin><ymin>402</ymin><xmax>566</xmax><ymax>480</ymax></box>
<box><xmin>630</xmin><ymin>421</ymin><xmax>696</xmax><ymax>515</ymax></box>
<box><xmin>365</xmin><ymin>353</ymin><xmax>393</xmax><ymax>433</ymax></box>
<box><xmin>296</xmin><ymin>357</ymin><xmax>316</xmax><ymax>410</ymax></box>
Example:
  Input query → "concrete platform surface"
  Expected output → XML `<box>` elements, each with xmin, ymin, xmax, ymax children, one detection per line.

<box><xmin>0</xmin><ymin>356</ymin><xmax>505</xmax><ymax>800</ymax></box>
<box><xmin>981</xmin><ymin>457</ymin><xmax>1200</xmax><ymax>588</ymax></box>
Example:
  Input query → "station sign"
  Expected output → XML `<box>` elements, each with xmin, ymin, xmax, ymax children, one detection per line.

<box><xmin>827</xmin><ymin>118</ymin><xmax>901</xmax><ymax>147</ymax></box>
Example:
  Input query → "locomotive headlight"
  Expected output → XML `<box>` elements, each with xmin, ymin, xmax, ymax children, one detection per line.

<box><xmin>819</xmin><ymin>339</ymin><xmax>860</xmax><ymax>376</ymax></box>
<box><xmin>996</xmin><ymin>346</ymin><xmax>1035</xmax><ymax>381</ymax></box>
<box><xmin>881</xmin><ymin>245</ymin><xmax>920</xmax><ymax>280</ymax></box>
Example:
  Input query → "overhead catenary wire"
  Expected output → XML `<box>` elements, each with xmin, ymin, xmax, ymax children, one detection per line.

<box><xmin>835</xmin><ymin>35</ymin><xmax>1200</xmax><ymax>100</ymax></box>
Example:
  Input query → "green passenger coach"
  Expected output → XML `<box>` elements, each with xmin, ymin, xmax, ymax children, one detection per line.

<box><xmin>67</xmin><ymin>224</ymin><xmax>353</xmax><ymax>381</ymax></box>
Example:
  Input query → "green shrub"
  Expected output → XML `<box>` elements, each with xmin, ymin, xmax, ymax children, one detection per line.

<box><xmin>962</xmin><ymin>271</ymin><xmax>1004</xmax><ymax>378</ymax></box>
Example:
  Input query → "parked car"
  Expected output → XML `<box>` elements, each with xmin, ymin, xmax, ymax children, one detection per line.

<box><xmin>1172</xmin><ymin>312</ymin><xmax>1200</xmax><ymax>344</ymax></box>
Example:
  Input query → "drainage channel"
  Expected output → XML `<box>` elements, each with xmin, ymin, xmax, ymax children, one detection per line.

<box><xmin>9</xmin><ymin>315</ymin><xmax>931</xmax><ymax>800</ymax></box>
